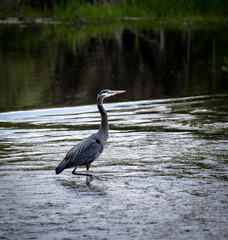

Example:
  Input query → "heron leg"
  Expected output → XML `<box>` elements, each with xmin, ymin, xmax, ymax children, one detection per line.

<box><xmin>72</xmin><ymin>167</ymin><xmax>77</xmax><ymax>175</ymax></box>
<box><xmin>86</xmin><ymin>164</ymin><xmax>91</xmax><ymax>175</ymax></box>
<box><xmin>71</xmin><ymin>165</ymin><xmax>93</xmax><ymax>177</ymax></box>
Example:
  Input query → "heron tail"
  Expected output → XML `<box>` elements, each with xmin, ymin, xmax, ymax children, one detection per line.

<box><xmin>55</xmin><ymin>160</ymin><xmax>68</xmax><ymax>174</ymax></box>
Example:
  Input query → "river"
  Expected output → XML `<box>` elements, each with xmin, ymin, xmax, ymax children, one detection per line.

<box><xmin>0</xmin><ymin>19</ymin><xmax>228</xmax><ymax>239</ymax></box>
<box><xmin>0</xmin><ymin>94</ymin><xmax>227</xmax><ymax>239</ymax></box>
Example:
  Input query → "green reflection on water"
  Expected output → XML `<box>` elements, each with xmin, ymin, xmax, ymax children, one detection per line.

<box><xmin>0</xmin><ymin>22</ymin><xmax>227</xmax><ymax>112</ymax></box>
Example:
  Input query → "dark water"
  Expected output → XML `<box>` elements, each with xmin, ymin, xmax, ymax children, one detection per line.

<box><xmin>0</xmin><ymin>21</ymin><xmax>228</xmax><ymax>239</ymax></box>
<box><xmin>0</xmin><ymin>94</ymin><xmax>228</xmax><ymax>239</ymax></box>
<box><xmin>0</xmin><ymin>23</ymin><xmax>228</xmax><ymax>111</ymax></box>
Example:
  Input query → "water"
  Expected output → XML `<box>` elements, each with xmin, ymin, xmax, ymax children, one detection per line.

<box><xmin>0</xmin><ymin>94</ymin><xmax>227</xmax><ymax>239</ymax></box>
<box><xmin>0</xmin><ymin>18</ymin><xmax>228</xmax><ymax>239</ymax></box>
<box><xmin>0</xmin><ymin>24</ymin><xmax>228</xmax><ymax>112</ymax></box>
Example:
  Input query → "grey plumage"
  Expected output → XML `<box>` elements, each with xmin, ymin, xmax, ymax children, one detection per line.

<box><xmin>55</xmin><ymin>89</ymin><xmax>125</xmax><ymax>175</ymax></box>
<box><xmin>55</xmin><ymin>134</ymin><xmax>102</xmax><ymax>174</ymax></box>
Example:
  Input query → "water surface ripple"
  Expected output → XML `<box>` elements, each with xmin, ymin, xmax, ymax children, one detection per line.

<box><xmin>0</xmin><ymin>95</ymin><xmax>228</xmax><ymax>239</ymax></box>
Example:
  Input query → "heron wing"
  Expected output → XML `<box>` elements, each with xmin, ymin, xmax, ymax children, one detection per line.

<box><xmin>62</xmin><ymin>137</ymin><xmax>101</xmax><ymax>169</ymax></box>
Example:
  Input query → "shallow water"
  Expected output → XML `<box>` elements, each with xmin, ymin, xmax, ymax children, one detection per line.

<box><xmin>0</xmin><ymin>94</ymin><xmax>227</xmax><ymax>239</ymax></box>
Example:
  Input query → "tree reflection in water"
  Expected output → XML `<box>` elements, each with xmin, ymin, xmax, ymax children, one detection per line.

<box><xmin>0</xmin><ymin>23</ymin><xmax>227</xmax><ymax>111</ymax></box>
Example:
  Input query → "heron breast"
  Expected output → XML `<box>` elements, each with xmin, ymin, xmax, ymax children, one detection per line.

<box><xmin>93</xmin><ymin>138</ymin><xmax>103</xmax><ymax>153</ymax></box>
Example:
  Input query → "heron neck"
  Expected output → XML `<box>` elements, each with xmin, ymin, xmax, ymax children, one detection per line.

<box><xmin>97</xmin><ymin>98</ymin><xmax>109</xmax><ymax>136</ymax></box>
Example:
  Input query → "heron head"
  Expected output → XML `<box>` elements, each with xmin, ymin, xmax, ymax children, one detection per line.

<box><xmin>98</xmin><ymin>89</ymin><xmax>126</xmax><ymax>100</ymax></box>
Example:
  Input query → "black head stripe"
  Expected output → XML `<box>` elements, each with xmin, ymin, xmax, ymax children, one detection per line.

<box><xmin>99</xmin><ymin>89</ymin><xmax>110</xmax><ymax>95</ymax></box>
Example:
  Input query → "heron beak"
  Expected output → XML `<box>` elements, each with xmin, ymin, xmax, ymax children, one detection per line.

<box><xmin>111</xmin><ymin>90</ymin><xmax>126</xmax><ymax>95</ymax></box>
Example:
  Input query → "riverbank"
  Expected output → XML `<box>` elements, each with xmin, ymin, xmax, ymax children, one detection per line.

<box><xmin>0</xmin><ymin>0</ymin><xmax>227</xmax><ymax>26</ymax></box>
<box><xmin>53</xmin><ymin>0</ymin><xmax>228</xmax><ymax>25</ymax></box>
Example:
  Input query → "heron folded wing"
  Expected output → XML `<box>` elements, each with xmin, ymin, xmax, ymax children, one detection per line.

<box><xmin>63</xmin><ymin>137</ymin><xmax>101</xmax><ymax>169</ymax></box>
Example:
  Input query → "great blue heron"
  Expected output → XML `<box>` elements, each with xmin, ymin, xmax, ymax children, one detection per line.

<box><xmin>55</xmin><ymin>89</ymin><xmax>125</xmax><ymax>176</ymax></box>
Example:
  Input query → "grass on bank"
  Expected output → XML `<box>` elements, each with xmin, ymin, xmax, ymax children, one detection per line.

<box><xmin>53</xmin><ymin>0</ymin><xmax>228</xmax><ymax>24</ymax></box>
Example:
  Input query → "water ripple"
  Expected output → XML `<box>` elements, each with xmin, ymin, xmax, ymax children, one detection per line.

<box><xmin>0</xmin><ymin>95</ymin><xmax>228</xmax><ymax>239</ymax></box>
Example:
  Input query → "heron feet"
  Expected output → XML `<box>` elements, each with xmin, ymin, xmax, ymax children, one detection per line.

<box><xmin>72</xmin><ymin>171</ymin><xmax>93</xmax><ymax>177</ymax></box>
<box><xmin>71</xmin><ymin>169</ymin><xmax>100</xmax><ymax>180</ymax></box>
<box><xmin>72</xmin><ymin>168</ymin><xmax>93</xmax><ymax>177</ymax></box>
